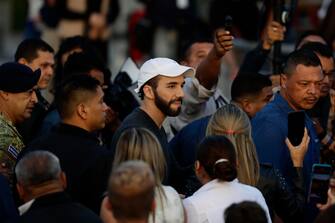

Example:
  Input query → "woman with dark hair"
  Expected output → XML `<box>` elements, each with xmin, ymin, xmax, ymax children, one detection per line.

<box><xmin>183</xmin><ymin>135</ymin><xmax>271</xmax><ymax>223</ymax></box>
<box><xmin>206</xmin><ymin>103</ymin><xmax>308</xmax><ymax>222</ymax></box>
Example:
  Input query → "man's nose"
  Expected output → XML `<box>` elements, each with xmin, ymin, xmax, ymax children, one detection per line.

<box><xmin>176</xmin><ymin>86</ymin><xmax>184</xmax><ymax>99</ymax></box>
<box><xmin>323</xmin><ymin>75</ymin><xmax>330</xmax><ymax>84</ymax></box>
<box><xmin>103</xmin><ymin>102</ymin><xmax>108</xmax><ymax>111</ymax></box>
<box><xmin>31</xmin><ymin>90</ymin><xmax>38</xmax><ymax>103</ymax></box>
<box><xmin>307</xmin><ymin>84</ymin><xmax>318</xmax><ymax>95</ymax></box>
<box><xmin>46</xmin><ymin>66</ymin><xmax>54</xmax><ymax>76</ymax></box>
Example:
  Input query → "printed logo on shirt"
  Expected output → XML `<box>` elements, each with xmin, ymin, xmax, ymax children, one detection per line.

<box><xmin>7</xmin><ymin>145</ymin><xmax>19</xmax><ymax>159</ymax></box>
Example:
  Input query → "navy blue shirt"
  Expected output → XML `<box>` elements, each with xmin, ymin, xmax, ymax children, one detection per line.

<box><xmin>169</xmin><ymin>116</ymin><xmax>210</xmax><ymax>168</ymax></box>
<box><xmin>0</xmin><ymin>174</ymin><xmax>19</xmax><ymax>223</ymax></box>
<box><xmin>252</xmin><ymin>93</ymin><xmax>320</xmax><ymax>191</ymax></box>
<box><xmin>169</xmin><ymin>116</ymin><xmax>210</xmax><ymax>194</ymax></box>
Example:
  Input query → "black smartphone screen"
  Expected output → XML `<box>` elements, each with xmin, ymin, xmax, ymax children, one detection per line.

<box><xmin>224</xmin><ymin>15</ymin><xmax>233</xmax><ymax>33</ymax></box>
<box><xmin>287</xmin><ymin>111</ymin><xmax>305</xmax><ymax>146</ymax></box>
<box><xmin>309</xmin><ymin>164</ymin><xmax>332</xmax><ymax>204</ymax></box>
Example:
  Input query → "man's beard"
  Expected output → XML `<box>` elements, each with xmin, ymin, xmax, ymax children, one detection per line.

<box><xmin>153</xmin><ymin>91</ymin><xmax>182</xmax><ymax>117</ymax></box>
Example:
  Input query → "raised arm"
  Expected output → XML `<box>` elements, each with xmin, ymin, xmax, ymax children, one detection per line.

<box><xmin>195</xmin><ymin>29</ymin><xmax>233</xmax><ymax>89</ymax></box>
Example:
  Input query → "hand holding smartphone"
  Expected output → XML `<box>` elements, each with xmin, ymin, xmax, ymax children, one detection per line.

<box><xmin>309</xmin><ymin>164</ymin><xmax>332</xmax><ymax>204</ymax></box>
<box><xmin>316</xmin><ymin>171</ymin><xmax>335</xmax><ymax>210</ymax></box>
<box><xmin>285</xmin><ymin>128</ymin><xmax>310</xmax><ymax>167</ymax></box>
<box><xmin>224</xmin><ymin>15</ymin><xmax>233</xmax><ymax>33</ymax></box>
<box><xmin>214</xmin><ymin>16</ymin><xmax>234</xmax><ymax>57</ymax></box>
<box><xmin>287</xmin><ymin>111</ymin><xmax>305</xmax><ymax>146</ymax></box>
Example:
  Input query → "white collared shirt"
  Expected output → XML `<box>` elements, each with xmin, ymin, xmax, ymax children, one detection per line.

<box><xmin>18</xmin><ymin>199</ymin><xmax>35</xmax><ymax>215</ymax></box>
<box><xmin>183</xmin><ymin>179</ymin><xmax>272</xmax><ymax>223</ymax></box>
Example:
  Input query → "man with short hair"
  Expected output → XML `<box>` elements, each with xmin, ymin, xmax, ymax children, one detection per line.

<box><xmin>224</xmin><ymin>201</ymin><xmax>268</xmax><ymax>223</ymax></box>
<box><xmin>16</xmin><ymin>150</ymin><xmax>102</xmax><ymax>223</ymax></box>
<box><xmin>15</xmin><ymin>38</ymin><xmax>55</xmax><ymax>143</ymax></box>
<box><xmin>15</xmin><ymin>39</ymin><xmax>55</xmax><ymax>90</ymax></box>
<box><xmin>100</xmin><ymin>160</ymin><xmax>155</xmax><ymax>223</ymax></box>
<box><xmin>169</xmin><ymin>72</ymin><xmax>273</xmax><ymax>194</ymax></box>
<box><xmin>110</xmin><ymin>58</ymin><xmax>194</xmax><ymax>182</ymax></box>
<box><xmin>0</xmin><ymin>62</ymin><xmax>39</xmax><ymax>185</ymax></box>
<box><xmin>38</xmin><ymin>51</ymin><xmax>108</xmax><ymax>136</ymax></box>
<box><xmin>299</xmin><ymin>42</ymin><xmax>334</xmax><ymax>98</ymax></box>
<box><xmin>230</xmin><ymin>73</ymin><xmax>273</xmax><ymax>118</ymax></box>
<box><xmin>299</xmin><ymin>42</ymin><xmax>335</xmax><ymax>149</ymax></box>
<box><xmin>25</xmin><ymin>74</ymin><xmax>112</xmax><ymax>213</ymax></box>
<box><xmin>252</xmin><ymin>48</ymin><xmax>323</xmax><ymax>190</ymax></box>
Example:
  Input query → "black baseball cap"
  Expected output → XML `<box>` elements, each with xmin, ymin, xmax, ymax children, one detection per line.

<box><xmin>0</xmin><ymin>62</ymin><xmax>41</xmax><ymax>93</ymax></box>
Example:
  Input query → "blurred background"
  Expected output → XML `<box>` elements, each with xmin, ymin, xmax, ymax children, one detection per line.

<box><xmin>0</xmin><ymin>0</ymin><xmax>334</xmax><ymax>78</ymax></box>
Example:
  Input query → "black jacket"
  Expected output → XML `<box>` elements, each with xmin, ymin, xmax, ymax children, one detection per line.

<box><xmin>20</xmin><ymin>192</ymin><xmax>102</xmax><ymax>223</ymax></box>
<box><xmin>0</xmin><ymin>174</ymin><xmax>19</xmax><ymax>223</ymax></box>
<box><xmin>258</xmin><ymin>164</ymin><xmax>305</xmax><ymax>223</ymax></box>
<box><xmin>25</xmin><ymin>123</ymin><xmax>113</xmax><ymax>213</ymax></box>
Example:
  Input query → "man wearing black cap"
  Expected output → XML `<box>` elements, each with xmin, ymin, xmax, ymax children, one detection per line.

<box><xmin>0</xmin><ymin>62</ymin><xmax>40</xmax><ymax>185</ymax></box>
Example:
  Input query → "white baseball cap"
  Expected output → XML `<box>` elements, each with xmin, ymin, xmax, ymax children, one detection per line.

<box><xmin>134</xmin><ymin>58</ymin><xmax>195</xmax><ymax>93</ymax></box>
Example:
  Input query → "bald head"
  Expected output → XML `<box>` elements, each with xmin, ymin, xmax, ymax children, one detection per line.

<box><xmin>15</xmin><ymin>150</ymin><xmax>61</xmax><ymax>187</ymax></box>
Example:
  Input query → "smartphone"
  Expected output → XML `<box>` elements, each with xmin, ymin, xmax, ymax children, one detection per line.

<box><xmin>224</xmin><ymin>15</ymin><xmax>233</xmax><ymax>33</ymax></box>
<box><xmin>287</xmin><ymin>111</ymin><xmax>305</xmax><ymax>146</ymax></box>
<box><xmin>308</xmin><ymin>164</ymin><xmax>332</xmax><ymax>204</ymax></box>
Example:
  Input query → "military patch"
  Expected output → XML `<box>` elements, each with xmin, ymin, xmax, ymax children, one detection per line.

<box><xmin>7</xmin><ymin>145</ymin><xmax>19</xmax><ymax>159</ymax></box>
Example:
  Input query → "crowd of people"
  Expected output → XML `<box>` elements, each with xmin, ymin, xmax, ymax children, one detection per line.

<box><xmin>1</xmin><ymin>0</ymin><xmax>335</xmax><ymax>223</ymax></box>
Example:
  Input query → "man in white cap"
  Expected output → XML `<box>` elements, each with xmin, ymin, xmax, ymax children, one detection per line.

<box><xmin>110</xmin><ymin>57</ymin><xmax>194</xmax><ymax>182</ymax></box>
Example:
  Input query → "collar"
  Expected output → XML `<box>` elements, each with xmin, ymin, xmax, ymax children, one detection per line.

<box><xmin>36</xmin><ymin>89</ymin><xmax>50</xmax><ymax>110</ymax></box>
<box><xmin>194</xmin><ymin>178</ymin><xmax>238</xmax><ymax>195</ymax></box>
<box><xmin>137</xmin><ymin>107</ymin><xmax>163</xmax><ymax>129</ymax></box>
<box><xmin>272</xmin><ymin>92</ymin><xmax>295</xmax><ymax>114</ymax></box>
<box><xmin>0</xmin><ymin>112</ymin><xmax>14</xmax><ymax>127</ymax></box>
<box><xmin>214</xmin><ymin>90</ymin><xmax>229</xmax><ymax>103</ymax></box>
<box><xmin>19</xmin><ymin>199</ymin><xmax>35</xmax><ymax>215</ymax></box>
<box><xmin>21</xmin><ymin>192</ymin><xmax>72</xmax><ymax>214</ymax></box>
<box><xmin>56</xmin><ymin>123</ymin><xmax>100</xmax><ymax>142</ymax></box>
<box><xmin>273</xmin><ymin>92</ymin><xmax>315</xmax><ymax>125</ymax></box>
<box><xmin>0</xmin><ymin>113</ymin><xmax>24</xmax><ymax>140</ymax></box>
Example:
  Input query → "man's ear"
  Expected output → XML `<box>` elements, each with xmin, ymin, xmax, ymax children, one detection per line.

<box><xmin>59</xmin><ymin>171</ymin><xmax>67</xmax><ymax>189</ymax></box>
<box><xmin>77</xmin><ymin>103</ymin><xmax>88</xmax><ymax>119</ymax></box>
<box><xmin>18</xmin><ymin>58</ymin><xmax>29</xmax><ymax>66</ymax></box>
<box><xmin>16</xmin><ymin>183</ymin><xmax>28</xmax><ymax>202</ymax></box>
<box><xmin>280</xmin><ymin>74</ymin><xmax>287</xmax><ymax>89</ymax></box>
<box><xmin>105</xmin><ymin>197</ymin><xmax>113</xmax><ymax>211</ymax></box>
<box><xmin>142</xmin><ymin>85</ymin><xmax>155</xmax><ymax>100</ymax></box>
<box><xmin>194</xmin><ymin>160</ymin><xmax>200</xmax><ymax>171</ymax></box>
<box><xmin>239</xmin><ymin>98</ymin><xmax>252</xmax><ymax>116</ymax></box>
<box><xmin>194</xmin><ymin>160</ymin><xmax>210</xmax><ymax>184</ymax></box>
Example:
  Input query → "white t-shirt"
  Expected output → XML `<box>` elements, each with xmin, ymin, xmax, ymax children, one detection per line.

<box><xmin>183</xmin><ymin>179</ymin><xmax>272</xmax><ymax>223</ymax></box>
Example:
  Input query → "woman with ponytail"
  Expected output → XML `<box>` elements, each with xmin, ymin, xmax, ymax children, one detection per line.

<box><xmin>183</xmin><ymin>135</ymin><xmax>271</xmax><ymax>223</ymax></box>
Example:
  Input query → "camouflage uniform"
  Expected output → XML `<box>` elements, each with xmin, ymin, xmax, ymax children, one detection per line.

<box><xmin>0</xmin><ymin>113</ymin><xmax>25</xmax><ymax>186</ymax></box>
